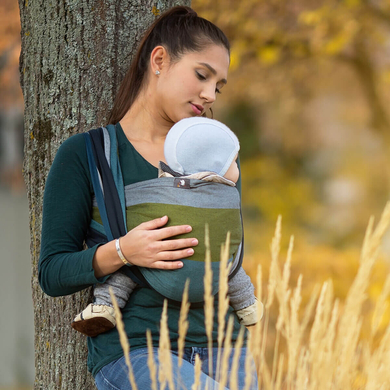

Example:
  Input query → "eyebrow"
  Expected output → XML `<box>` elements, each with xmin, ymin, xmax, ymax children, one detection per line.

<box><xmin>197</xmin><ymin>62</ymin><xmax>227</xmax><ymax>84</ymax></box>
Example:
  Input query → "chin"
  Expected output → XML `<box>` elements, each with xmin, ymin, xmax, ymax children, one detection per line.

<box><xmin>175</xmin><ymin>113</ymin><xmax>194</xmax><ymax>123</ymax></box>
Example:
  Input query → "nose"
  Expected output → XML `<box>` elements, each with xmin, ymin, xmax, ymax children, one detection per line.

<box><xmin>200</xmin><ymin>84</ymin><xmax>216</xmax><ymax>104</ymax></box>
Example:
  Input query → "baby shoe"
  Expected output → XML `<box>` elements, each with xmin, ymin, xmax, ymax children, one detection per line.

<box><xmin>236</xmin><ymin>298</ymin><xmax>264</xmax><ymax>327</ymax></box>
<box><xmin>71</xmin><ymin>303</ymin><xmax>116</xmax><ymax>337</ymax></box>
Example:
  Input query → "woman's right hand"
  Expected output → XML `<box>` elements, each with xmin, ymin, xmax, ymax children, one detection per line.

<box><xmin>120</xmin><ymin>215</ymin><xmax>198</xmax><ymax>269</ymax></box>
<box><xmin>92</xmin><ymin>216</ymin><xmax>198</xmax><ymax>278</ymax></box>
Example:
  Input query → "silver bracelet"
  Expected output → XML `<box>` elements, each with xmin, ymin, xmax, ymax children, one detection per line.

<box><xmin>115</xmin><ymin>238</ymin><xmax>131</xmax><ymax>266</ymax></box>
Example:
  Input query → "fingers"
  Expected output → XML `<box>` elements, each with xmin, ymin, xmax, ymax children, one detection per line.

<box><xmin>124</xmin><ymin>216</ymin><xmax>199</xmax><ymax>270</ymax></box>
<box><xmin>154</xmin><ymin>224</ymin><xmax>193</xmax><ymax>240</ymax></box>
<box><xmin>151</xmin><ymin>260</ymin><xmax>185</xmax><ymax>270</ymax></box>
<box><xmin>156</xmin><ymin>247</ymin><xmax>195</xmax><ymax>262</ymax></box>
<box><xmin>155</xmin><ymin>238</ymin><xmax>198</xmax><ymax>252</ymax></box>
<box><xmin>136</xmin><ymin>215</ymin><xmax>194</xmax><ymax>240</ymax></box>
<box><xmin>135</xmin><ymin>215</ymin><xmax>169</xmax><ymax>231</ymax></box>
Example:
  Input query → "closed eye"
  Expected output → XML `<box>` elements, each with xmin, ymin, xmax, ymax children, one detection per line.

<box><xmin>196</xmin><ymin>71</ymin><xmax>222</xmax><ymax>94</ymax></box>
<box><xmin>196</xmin><ymin>71</ymin><xmax>206</xmax><ymax>80</ymax></box>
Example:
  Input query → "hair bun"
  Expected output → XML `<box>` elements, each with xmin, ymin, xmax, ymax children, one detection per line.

<box><xmin>165</xmin><ymin>6</ymin><xmax>197</xmax><ymax>17</ymax></box>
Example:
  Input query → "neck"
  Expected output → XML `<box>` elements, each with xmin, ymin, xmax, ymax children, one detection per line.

<box><xmin>120</xmin><ymin>87</ymin><xmax>172</xmax><ymax>143</ymax></box>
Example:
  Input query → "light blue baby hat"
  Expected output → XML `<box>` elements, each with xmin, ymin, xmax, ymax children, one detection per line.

<box><xmin>164</xmin><ymin>117</ymin><xmax>240</xmax><ymax>176</ymax></box>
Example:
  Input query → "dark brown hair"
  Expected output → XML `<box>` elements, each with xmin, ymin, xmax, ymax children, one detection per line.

<box><xmin>108</xmin><ymin>6</ymin><xmax>230</xmax><ymax>124</ymax></box>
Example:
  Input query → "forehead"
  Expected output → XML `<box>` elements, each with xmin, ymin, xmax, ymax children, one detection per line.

<box><xmin>180</xmin><ymin>45</ymin><xmax>230</xmax><ymax>79</ymax></box>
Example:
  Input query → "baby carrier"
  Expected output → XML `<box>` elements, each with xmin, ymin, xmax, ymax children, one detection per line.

<box><xmin>84</xmin><ymin>125</ymin><xmax>244</xmax><ymax>303</ymax></box>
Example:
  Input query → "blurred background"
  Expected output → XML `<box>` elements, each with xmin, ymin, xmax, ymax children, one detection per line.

<box><xmin>2</xmin><ymin>0</ymin><xmax>390</xmax><ymax>388</ymax></box>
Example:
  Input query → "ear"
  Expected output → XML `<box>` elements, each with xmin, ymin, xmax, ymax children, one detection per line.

<box><xmin>150</xmin><ymin>45</ymin><xmax>168</xmax><ymax>74</ymax></box>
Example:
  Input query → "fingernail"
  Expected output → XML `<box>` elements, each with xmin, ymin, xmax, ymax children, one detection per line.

<box><xmin>161</xmin><ymin>216</ymin><xmax>167</xmax><ymax>221</ymax></box>
<box><xmin>187</xmin><ymin>249</ymin><xmax>194</xmax><ymax>255</ymax></box>
<box><xmin>177</xmin><ymin>262</ymin><xmax>183</xmax><ymax>268</ymax></box>
<box><xmin>186</xmin><ymin>226</ymin><xmax>192</xmax><ymax>232</ymax></box>
<box><xmin>192</xmin><ymin>239</ymin><xmax>198</xmax><ymax>245</ymax></box>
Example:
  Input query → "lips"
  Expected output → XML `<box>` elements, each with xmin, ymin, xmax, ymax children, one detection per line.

<box><xmin>191</xmin><ymin>103</ymin><xmax>204</xmax><ymax>115</ymax></box>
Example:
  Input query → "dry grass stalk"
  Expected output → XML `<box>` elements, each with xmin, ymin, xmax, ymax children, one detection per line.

<box><xmin>158</xmin><ymin>299</ymin><xmax>175</xmax><ymax>390</ymax></box>
<box><xmin>218</xmin><ymin>315</ymin><xmax>234</xmax><ymax>390</ymax></box>
<box><xmin>108</xmin><ymin>287</ymin><xmax>138</xmax><ymax>390</ymax></box>
<box><xmin>191</xmin><ymin>353</ymin><xmax>202</xmax><ymax>390</ymax></box>
<box><xmin>299</xmin><ymin>283</ymin><xmax>320</xmax><ymax>344</ymax></box>
<box><xmin>178</xmin><ymin>279</ymin><xmax>190</xmax><ymax>368</ymax></box>
<box><xmin>250</xmin><ymin>264</ymin><xmax>264</xmax><ymax>387</ymax></box>
<box><xmin>306</xmin><ymin>282</ymin><xmax>334</xmax><ymax>390</ymax></box>
<box><xmin>146</xmin><ymin>329</ymin><xmax>158</xmax><ymax>390</ymax></box>
<box><xmin>256</xmin><ymin>216</ymin><xmax>283</xmax><ymax>389</ymax></box>
<box><xmin>295</xmin><ymin>348</ymin><xmax>309</xmax><ymax>390</ymax></box>
<box><xmin>275</xmin><ymin>353</ymin><xmax>285</xmax><ymax>390</ymax></box>
<box><xmin>216</xmin><ymin>232</ymin><xmax>232</xmax><ymax>382</ymax></box>
<box><xmin>334</xmin><ymin>202</ymin><xmax>390</xmax><ymax>388</ymax></box>
<box><xmin>271</xmin><ymin>231</ymin><xmax>306</xmax><ymax>388</ymax></box>
<box><xmin>229</xmin><ymin>325</ymin><xmax>245</xmax><ymax>390</ymax></box>
<box><xmin>365</xmin><ymin>323</ymin><xmax>390</xmax><ymax>388</ymax></box>
<box><xmin>371</xmin><ymin>272</ymin><xmax>390</xmax><ymax>340</ymax></box>
<box><xmin>255</xmin><ymin>203</ymin><xmax>390</xmax><ymax>390</ymax></box>
<box><xmin>267</xmin><ymin>215</ymin><xmax>282</xmax><ymax>310</ymax></box>
<box><xmin>257</xmin><ymin>263</ymin><xmax>263</xmax><ymax>310</ymax></box>
<box><xmin>245</xmin><ymin>330</ymin><xmax>264</xmax><ymax>390</ymax></box>
<box><xmin>204</xmin><ymin>223</ymin><xmax>215</xmax><ymax>379</ymax></box>
<box><xmin>271</xmin><ymin>327</ymin><xmax>281</xmax><ymax>386</ymax></box>
<box><xmin>282</xmin><ymin>235</ymin><xmax>294</xmax><ymax>293</ymax></box>
<box><xmin>286</xmin><ymin>274</ymin><xmax>303</xmax><ymax>386</ymax></box>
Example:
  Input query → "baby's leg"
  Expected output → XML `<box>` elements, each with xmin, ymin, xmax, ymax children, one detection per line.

<box><xmin>94</xmin><ymin>271</ymin><xmax>137</xmax><ymax>308</ymax></box>
<box><xmin>228</xmin><ymin>267</ymin><xmax>262</xmax><ymax>326</ymax></box>
<box><xmin>71</xmin><ymin>271</ymin><xmax>137</xmax><ymax>337</ymax></box>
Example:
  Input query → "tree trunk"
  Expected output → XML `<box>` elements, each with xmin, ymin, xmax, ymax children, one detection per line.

<box><xmin>18</xmin><ymin>1</ymin><xmax>190</xmax><ymax>388</ymax></box>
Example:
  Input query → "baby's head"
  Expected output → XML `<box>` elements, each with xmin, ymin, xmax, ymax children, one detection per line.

<box><xmin>165</xmin><ymin>117</ymin><xmax>240</xmax><ymax>183</ymax></box>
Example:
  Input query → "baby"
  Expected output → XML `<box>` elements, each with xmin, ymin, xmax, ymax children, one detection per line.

<box><xmin>72</xmin><ymin>117</ymin><xmax>262</xmax><ymax>337</ymax></box>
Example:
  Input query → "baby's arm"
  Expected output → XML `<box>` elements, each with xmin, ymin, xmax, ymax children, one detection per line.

<box><xmin>228</xmin><ymin>266</ymin><xmax>263</xmax><ymax>326</ymax></box>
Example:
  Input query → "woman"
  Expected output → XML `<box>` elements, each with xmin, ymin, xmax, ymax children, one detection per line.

<box><xmin>39</xmin><ymin>6</ymin><xmax>258</xmax><ymax>389</ymax></box>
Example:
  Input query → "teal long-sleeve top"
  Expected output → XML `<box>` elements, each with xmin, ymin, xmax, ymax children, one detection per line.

<box><xmin>39</xmin><ymin>123</ymin><xmax>246</xmax><ymax>376</ymax></box>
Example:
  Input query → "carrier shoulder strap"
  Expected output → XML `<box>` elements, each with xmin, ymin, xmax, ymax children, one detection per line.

<box><xmin>84</xmin><ymin>126</ymin><xmax>150</xmax><ymax>287</ymax></box>
<box><xmin>83</xmin><ymin>126</ymin><xmax>127</xmax><ymax>241</ymax></box>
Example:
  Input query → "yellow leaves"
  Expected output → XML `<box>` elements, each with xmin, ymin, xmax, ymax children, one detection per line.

<box><xmin>298</xmin><ymin>5</ymin><xmax>360</xmax><ymax>56</ymax></box>
<box><xmin>344</xmin><ymin>0</ymin><xmax>361</xmax><ymax>8</ymax></box>
<box><xmin>324</xmin><ymin>32</ymin><xmax>351</xmax><ymax>55</ymax></box>
<box><xmin>229</xmin><ymin>49</ymin><xmax>240</xmax><ymax>72</ymax></box>
<box><xmin>299</xmin><ymin>9</ymin><xmax>324</xmax><ymax>27</ymax></box>
<box><xmin>241</xmin><ymin>156</ymin><xmax>318</xmax><ymax>226</ymax></box>
<box><xmin>291</xmin><ymin>42</ymin><xmax>309</xmax><ymax>58</ymax></box>
<box><xmin>381</xmin><ymin>70</ymin><xmax>390</xmax><ymax>84</ymax></box>
<box><xmin>152</xmin><ymin>6</ymin><xmax>160</xmax><ymax>16</ymax></box>
<box><xmin>229</xmin><ymin>40</ymin><xmax>248</xmax><ymax>71</ymax></box>
<box><xmin>257</xmin><ymin>45</ymin><xmax>281</xmax><ymax>65</ymax></box>
<box><xmin>324</xmin><ymin>20</ymin><xmax>358</xmax><ymax>55</ymax></box>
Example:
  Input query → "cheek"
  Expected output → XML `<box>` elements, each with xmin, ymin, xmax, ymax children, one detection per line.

<box><xmin>234</xmin><ymin>165</ymin><xmax>240</xmax><ymax>181</ymax></box>
<box><xmin>162</xmin><ymin>76</ymin><xmax>192</xmax><ymax>102</ymax></box>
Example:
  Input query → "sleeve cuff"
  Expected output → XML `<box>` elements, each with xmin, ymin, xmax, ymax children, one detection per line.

<box><xmin>236</xmin><ymin>298</ymin><xmax>264</xmax><ymax>326</ymax></box>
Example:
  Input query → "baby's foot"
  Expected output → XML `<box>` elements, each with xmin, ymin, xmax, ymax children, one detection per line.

<box><xmin>236</xmin><ymin>298</ymin><xmax>263</xmax><ymax>327</ymax></box>
<box><xmin>71</xmin><ymin>303</ymin><xmax>116</xmax><ymax>337</ymax></box>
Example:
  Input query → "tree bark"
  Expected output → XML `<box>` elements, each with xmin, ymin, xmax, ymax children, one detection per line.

<box><xmin>18</xmin><ymin>1</ymin><xmax>190</xmax><ymax>388</ymax></box>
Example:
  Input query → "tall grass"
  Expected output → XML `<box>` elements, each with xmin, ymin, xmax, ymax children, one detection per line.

<box><xmin>110</xmin><ymin>202</ymin><xmax>390</xmax><ymax>389</ymax></box>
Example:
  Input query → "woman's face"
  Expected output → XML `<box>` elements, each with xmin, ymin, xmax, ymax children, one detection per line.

<box><xmin>155</xmin><ymin>44</ymin><xmax>230</xmax><ymax>124</ymax></box>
